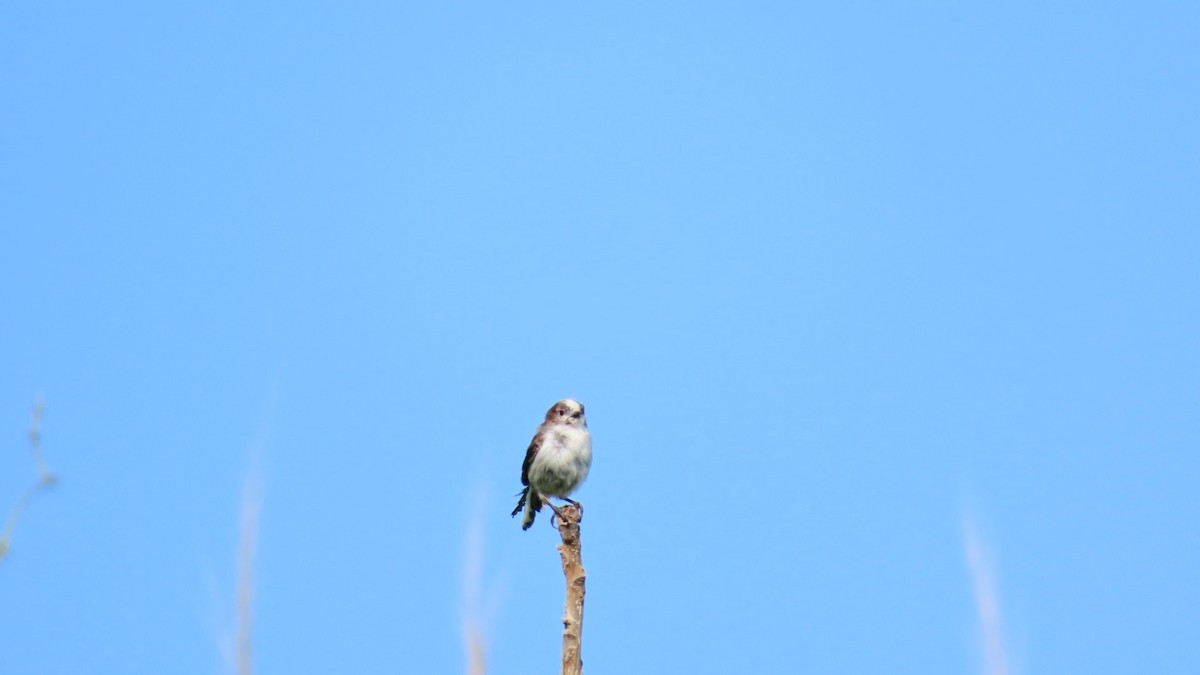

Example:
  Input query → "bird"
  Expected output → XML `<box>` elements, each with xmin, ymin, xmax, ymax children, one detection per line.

<box><xmin>511</xmin><ymin>399</ymin><xmax>592</xmax><ymax>530</ymax></box>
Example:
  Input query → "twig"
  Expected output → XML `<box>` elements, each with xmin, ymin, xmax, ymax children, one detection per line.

<box><xmin>555</xmin><ymin>504</ymin><xmax>586</xmax><ymax>675</ymax></box>
<box><xmin>0</xmin><ymin>486</ymin><xmax>42</xmax><ymax>560</ymax></box>
<box><xmin>28</xmin><ymin>398</ymin><xmax>57</xmax><ymax>486</ymax></box>
<box><xmin>1</xmin><ymin>398</ymin><xmax>57</xmax><ymax>561</ymax></box>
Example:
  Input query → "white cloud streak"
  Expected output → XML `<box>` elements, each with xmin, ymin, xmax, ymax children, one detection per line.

<box><xmin>964</xmin><ymin>515</ymin><xmax>1010</xmax><ymax>675</ymax></box>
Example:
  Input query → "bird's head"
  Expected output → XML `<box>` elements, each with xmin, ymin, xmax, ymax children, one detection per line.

<box><xmin>545</xmin><ymin>399</ymin><xmax>587</xmax><ymax>428</ymax></box>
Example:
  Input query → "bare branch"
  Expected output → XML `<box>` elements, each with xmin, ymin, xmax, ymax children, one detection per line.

<box><xmin>555</xmin><ymin>504</ymin><xmax>586</xmax><ymax>675</ymax></box>
<box><xmin>1</xmin><ymin>398</ymin><xmax>58</xmax><ymax>562</ymax></box>
<box><xmin>28</xmin><ymin>397</ymin><xmax>57</xmax><ymax>486</ymax></box>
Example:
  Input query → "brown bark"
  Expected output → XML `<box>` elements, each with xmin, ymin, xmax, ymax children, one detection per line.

<box><xmin>556</xmin><ymin>504</ymin><xmax>586</xmax><ymax>675</ymax></box>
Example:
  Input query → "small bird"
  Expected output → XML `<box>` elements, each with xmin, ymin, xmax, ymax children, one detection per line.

<box><xmin>512</xmin><ymin>399</ymin><xmax>592</xmax><ymax>530</ymax></box>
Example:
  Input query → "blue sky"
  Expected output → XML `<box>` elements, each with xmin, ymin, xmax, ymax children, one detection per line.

<box><xmin>2</xmin><ymin>2</ymin><xmax>1197</xmax><ymax>674</ymax></box>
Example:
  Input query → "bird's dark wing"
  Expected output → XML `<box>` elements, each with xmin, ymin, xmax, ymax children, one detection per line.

<box><xmin>522</xmin><ymin>491</ymin><xmax>543</xmax><ymax>530</ymax></box>
<box><xmin>520</xmin><ymin>429</ymin><xmax>544</xmax><ymax>487</ymax></box>
<box><xmin>511</xmin><ymin>486</ymin><xmax>528</xmax><ymax>517</ymax></box>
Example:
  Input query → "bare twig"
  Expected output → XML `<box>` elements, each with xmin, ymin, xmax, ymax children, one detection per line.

<box><xmin>28</xmin><ymin>398</ymin><xmax>57</xmax><ymax>486</ymax></box>
<box><xmin>555</xmin><ymin>503</ymin><xmax>586</xmax><ymax>675</ymax></box>
<box><xmin>1</xmin><ymin>398</ymin><xmax>57</xmax><ymax>562</ymax></box>
<box><xmin>0</xmin><ymin>486</ymin><xmax>41</xmax><ymax>560</ymax></box>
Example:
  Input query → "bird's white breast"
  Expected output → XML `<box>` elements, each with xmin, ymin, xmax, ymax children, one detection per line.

<box><xmin>529</xmin><ymin>425</ymin><xmax>592</xmax><ymax>498</ymax></box>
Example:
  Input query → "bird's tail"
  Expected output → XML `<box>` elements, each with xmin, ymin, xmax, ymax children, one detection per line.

<box><xmin>511</xmin><ymin>487</ymin><xmax>542</xmax><ymax>530</ymax></box>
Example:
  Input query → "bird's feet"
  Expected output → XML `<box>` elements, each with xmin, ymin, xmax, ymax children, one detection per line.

<box><xmin>562</xmin><ymin>497</ymin><xmax>584</xmax><ymax>520</ymax></box>
<box><xmin>540</xmin><ymin>493</ymin><xmax>568</xmax><ymax>529</ymax></box>
<box><xmin>542</xmin><ymin>494</ymin><xmax>583</xmax><ymax>529</ymax></box>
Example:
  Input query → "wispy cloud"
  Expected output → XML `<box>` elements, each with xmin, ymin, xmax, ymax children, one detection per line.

<box><xmin>964</xmin><ymin>514</ymin><xmax>1010</xmax><ymax>675</ymax></box>
<box><xmin>211</xmin><ymin>422</ymin><xmax>270</xmax><ymax>675</ymax></box>
<box><xmin>461</xmin><ymin>483</ymin><xmax>493</xmax><ymax>675</ymax></box>
<box><xmin>235</xmin><ymin>469</ymin><xmax>262</xmax><ymax>675</ymax></box>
